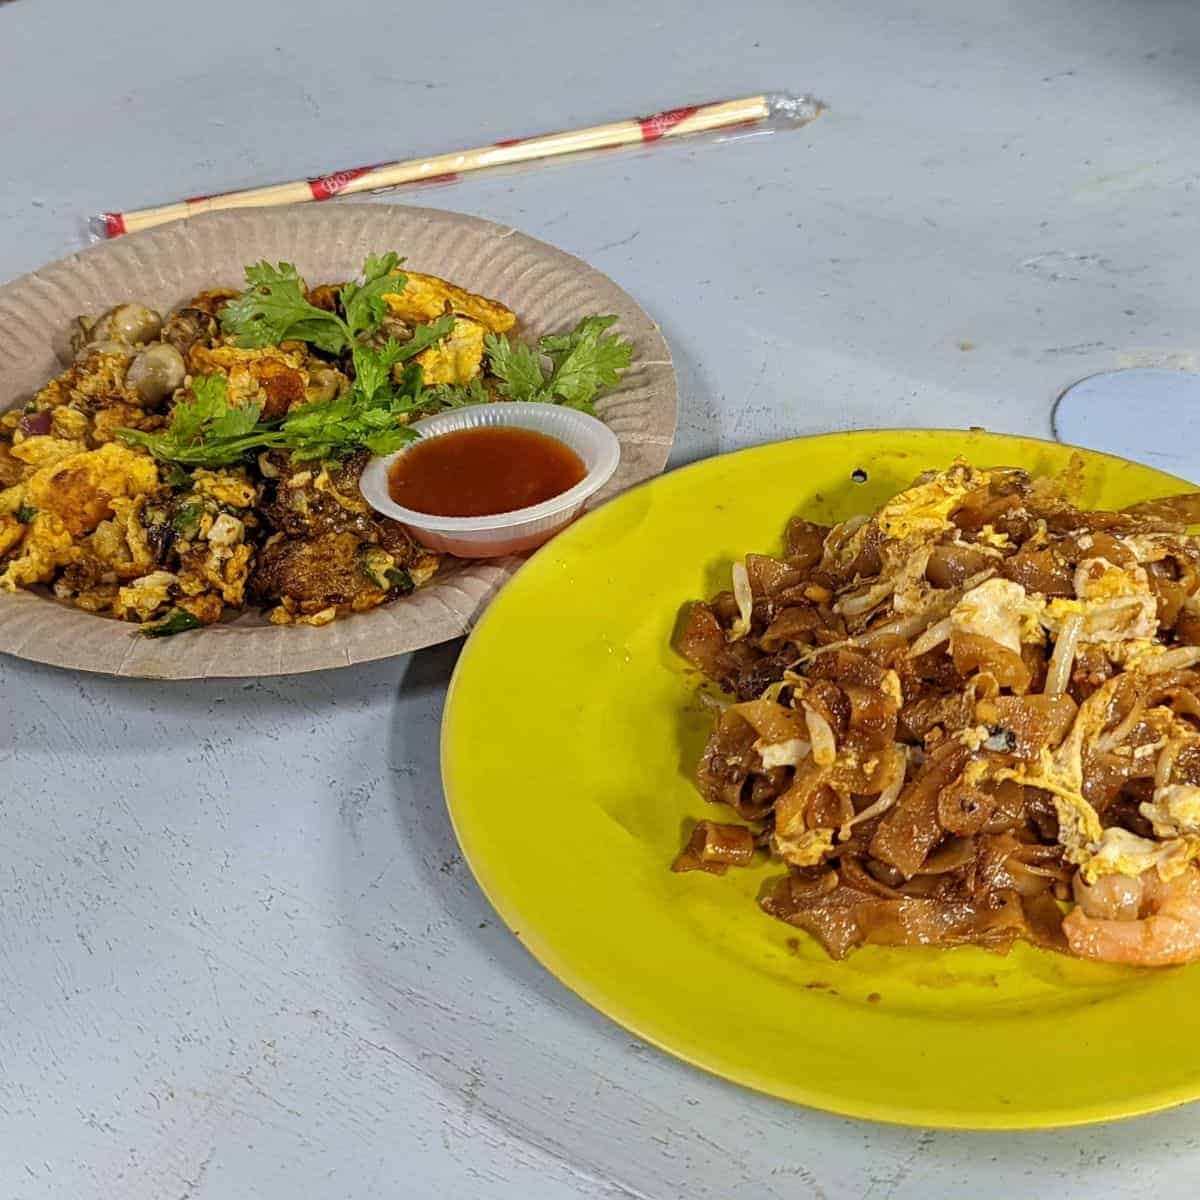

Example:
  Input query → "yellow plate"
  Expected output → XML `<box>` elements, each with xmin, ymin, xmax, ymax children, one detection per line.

<box><xmin>442</xmin><ymin>429</ymin><xmax>1200</xmax><ymax>1129</ymax></box>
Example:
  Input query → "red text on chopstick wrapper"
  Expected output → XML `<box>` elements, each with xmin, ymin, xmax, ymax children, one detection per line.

<box><xmin>309</xmin><ymin>166</ymin><xmax>378</xmax><ymax>200</ymax></box>
<box><xmin>638</xmin><ymin>105</ymin><xmax>700</xmax><ymax>142</ymax></box>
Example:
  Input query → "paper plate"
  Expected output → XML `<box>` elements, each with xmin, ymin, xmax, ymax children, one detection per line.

<box><xmin>442</xmin><ymin>429</ymin><xmax>1200</xmax><ymax>1129</ymax></box>
<box><xmin>0</xmin><ymin>206</ymin><xmax>677</xmax><ymax>678</ymax></box>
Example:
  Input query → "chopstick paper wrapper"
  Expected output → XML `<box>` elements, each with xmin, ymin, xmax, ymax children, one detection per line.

<box><xmin>93</xmin><ymin>92</ymin><xmax>823</xmax><ymax>238</ymax></box>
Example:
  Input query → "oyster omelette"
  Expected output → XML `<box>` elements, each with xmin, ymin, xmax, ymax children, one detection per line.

<box><xmin>0</xmin><ymin>253</ymin><xmax>632</xmax><ymax>635</ymax></box>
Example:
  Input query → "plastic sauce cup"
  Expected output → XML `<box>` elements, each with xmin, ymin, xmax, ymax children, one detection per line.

<box><xmin>359</xmin><ymin>402</ymin><xmax>621</xmax><ymax>558</ymax></box>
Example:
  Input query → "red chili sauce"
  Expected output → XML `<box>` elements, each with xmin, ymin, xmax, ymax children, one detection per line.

<box><xmin>387</xmin><ymin>426</ymin><xmax>587</xmax><ymax>518</ymax></box>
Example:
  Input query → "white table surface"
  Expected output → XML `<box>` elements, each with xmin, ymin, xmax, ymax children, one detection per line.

<box><xmin>3</xmin><ymin>0</ymin><xmax>1199</xmax><ymax>1195</ymax></box>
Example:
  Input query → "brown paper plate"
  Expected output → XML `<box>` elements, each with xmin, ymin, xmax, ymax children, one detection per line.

<box><xmin>0</xmin><ymin>206</ymin><xmax>677</xmax><ymax>678</ymax></box>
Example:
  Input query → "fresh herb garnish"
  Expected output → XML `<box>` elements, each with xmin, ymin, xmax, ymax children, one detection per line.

<box><xmin>117</xmin><ymin>376</ymin><xmax>271</xmax><ymax>467</ymax></box>
<box><xmin>220</xmin><ymin>252</ymin><xmax>406</xmax><ymax>353</ymax></box>
<box><xmin>484</xmin><ymin>315</ymin><xmax>633</xmax><ymax>416</ymax></box>
<box><xmin>425</xmin><ymin>377</ymin><xmax>490</xmax><ymax>409</ymax></box>
<box><xmin>142</xmin><ymin>608</ymin><xmax>202</xmax><ymax>638</ymax></box>
<box><xmin>118</xmin><ymin>249</ymin><xmax>631</xmax><ymax>473</ymax></box>
<box><xmin>385</xmin><ymin>566</ymin><xmax>414</xmax><ymax>593</ymax></box>
<box><xmin>15</xmin><ymin>501</ymin><xmax>37</xmax><ymax>523</ymax></box>
<box><xmin>116</xmin><ymin>342</ymin><xmax>442</xmax><ymax>468</ymax></box>
<box><xmin>171</xmin><ymin>502</ymin><xmax>204</xmax><ymax>539</ymax></box>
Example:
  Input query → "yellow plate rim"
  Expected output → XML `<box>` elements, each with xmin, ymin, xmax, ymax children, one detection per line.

<box><xmin>442</xmin><ymin>428</ymin><xmax>1198</xmax><ymax>1129</ymax></box>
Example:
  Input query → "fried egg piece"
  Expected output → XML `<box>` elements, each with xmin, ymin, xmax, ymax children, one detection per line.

<box><xmin>25</xmin><ymin>443</ymin><xmax>159</xmax><ymax>537</ymax></box>
<box><xmin>414</xmin><ymin>317</ymin><xmax>486</xmax><ymax>385</ymax></box>
<box><xmin>382</xmin><ymin>271</ymin><xmax>515</xmax><ymax>334</ymax></box>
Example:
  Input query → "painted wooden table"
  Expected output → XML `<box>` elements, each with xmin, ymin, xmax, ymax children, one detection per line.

<box><xmin>3</xmin><ymin>0</ymin><xmax>1199</xmax><ymax>1195</ymax></box>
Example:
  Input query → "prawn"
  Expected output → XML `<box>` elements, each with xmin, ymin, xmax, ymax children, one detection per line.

<box><xmin>1064</xmin><ymin>865</ymin><xmax>1200</xmax><ymax>966</ymax></box>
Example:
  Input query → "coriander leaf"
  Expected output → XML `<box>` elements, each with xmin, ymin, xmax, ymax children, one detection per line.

<box><xmin>351</xmin><ymin>339</ymin><xmax>410</xmax><ymax>405</ymax></box>
<box><xmin>539</xmin><ymin>315</ymin><xmax>632</xmax><ymax>408</ymax></box>
<box><xmin>558</xmin><ymin>396</ymin><xmax>599</xmax><ymax>418</ymax></box>
<box><xmin>15</xmin><ymin>501</ymin><xmax>37</xmax><ymax>523</ymax></box>
<box><xmin>484</xmin><ymin>332</ymin><xmax>548</xmax><ymax>401</ymax></box>
<box><xmin>116</xmin><ymin>376</ymin><xmax>282</xmax><ymax>468</ymax></box>
<box><xmin>171</xmin><ymin>374</ymin><xmax>228</xmax><ymax>441</ymax></box>
<box><xmin>342</xmin><ymin>251</ymin><xmax>404</xmax><ymax>339</ymax></box>
<box><xmin>425</xmin><ymin>377</ymin><xmax>489</xmax><ymax>410</ymax></box>
<box><xmin>278</xmin><ymin>387</ymin><xmax>418</xmax><ymax>462</ymax></box>
<box><xmin>208</xmin><ymin>398</ymin><xmax>263</xmax><ymax>440</ymax></box>
<box><xmin>142</xmin><ymin>608</ymin><xmax>202</xmax><ymax>638</ymax></box>
<box><xmin>385</xmin><ymin>566</ymin><xmax>414</xmax><ymax>594</ymax></box>
<box><xmin>171</xmin><ymin>502</ymin><xmax>204</xmax><ymax>539</ymax></box>
<box><xmin>220</xmin><ymin>260</ymin><xmax>349</xmax><ymax>353</ymax></box>
<box><xmin>390</xmin><ymin>313</ymin><xmax>458</xmax><ymax>362</ymax></box>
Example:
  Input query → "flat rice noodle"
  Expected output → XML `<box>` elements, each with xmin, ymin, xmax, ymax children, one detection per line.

<box><xmin>916</xmin><ymin>835</ymin><xmax>976</xmax><ymax>875</ymax></box>
<box><xmin>979</xmin><ymin>779</ymin><xmax>1028</xmax><ymax>833</ymax></box>
<box><xmin>1123</xmin><ymin>492</ymin><xmax>1200</xmax><ymax>528</ymax></box>
<box><xmin>805</xmin><ymin>679</ymin><xmax>850</xmax><ymax>734</ymax></box>
<box><xmin>840</xmin><ymin>855</ymin><xmax>907</xmax><ymax>899</ymax></box>
<box><xmin>672</xmin><ymin>820</ymin><xmax>757</xmax><ymax>875</ymax></box>
<box><xmin>676</xmin><ymin>602</ymin><xmax>757</xmax><ymax>686</ymax></box>
<box><xmin>898</xmin><ymin>690</ymin><xmax>972</xmax><ymax>741</ymax></box>
<box><xmin>1147</xmin><ymin>567</ymin><xmax>1188</xmax><ymax>628</ymax></box>
<box><xmin>732</xmin><ymin>651</ymin><xmax>792</xmax><ymax>702</ymax></box>
<box><xmin>730</xmin><ymin>697</ymin><xmax>806</xmax><ymax>746</ymax></box>
<box><xmin>1021</xmin><ymin>891</ymin><xmax>1068</xmax><ymax>951</ymax></box>
<box><xmin>841</xmin><ymin>682</ymin><xmax>899</xmax><ymax>747</ymax></box>
<box><xmin>953</xmin><ymin>488</ymin><xmax>1021</xmax><ymax>532</ymax></box>
<box><xmin>1000</xmin><ymin>546</ymin><xmax>1074</xmax><ymax>597</ymax></box>
<box><xmin>852</xmin><ymin>889</ymin><xmax>1028</xmax><ymax>952</ymax></box>
<box><xmin>784</xmin><ymin>518</ymin><xmax>829</xmax><ymax>571</ymax></box>
<box><xmin>1176</xmin><ymin>612</ymin><xmax>1200</xmax><ymax>646</ymax></box>
<box><xmin>870</xmin><ymin>742</ymin><xmax>971</xmax><ymax>877</ymax></box>
<box><xmin>696</xmin><ymin>710</ymin><xmax>759</xmax><ymax>809</ymax></box>
<box><xmin>926</xmin><ymin>542</ymin><xmax>993</xmax><ymax>588</ymax></box>
<box><xmin>981</xmin><ymin>693</ymin><xmax>1078</xmax><ymax>760</ymax></box>
<box><xmin>951</xmin><ymin>631</ymin><xmax>1031</xmax><ymax>693</ymax></box>
<box><xmin>745</xmin><ymin>553</ymin><xmax>806</xmax><ymax>599</ymax></box>
<box><xmin>760</xmin><ymin>605</ymin><xmax>822</xmax><ymax>652</ymax></box>
<box><xmin>760</xmin><ymin>874</ymin><xmax>878</xmax><ymax>959</ymax></box>
<box><xmin>745</xmin><ymin>767</ymin><xmax>792</xmax><ymax>817</ymax></box>
<box><xmin>773</xmin><ymin>761</ymin><xmax>831</xmax><ymax>838</ymax></box>
<box><xmin>1147</xmin><ymin>670</ymin><xmax>1200</xmax><ymax>702</ymax></box>
<box><xmin>936</xmin><ymin>778</ymin><xmax>997</xmax><ymax>835</ymax></box>
<box><xmin>1021</xmin><ymin>641</ymin><xmax>1049</xmax><ymax>693</ymax></box>
<box><xmin>807</xmin><ymin>645</ymin><xmax>889</xmax><ymax>691</ymax></box>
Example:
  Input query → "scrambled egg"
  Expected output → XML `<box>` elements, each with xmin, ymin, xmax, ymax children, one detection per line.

<box><xmin>415</xmin><ymin>317</ymin><xmax>486</xmax><ymax>385</ymax></box>
<box><xmin>191</xmin><ymin>468</ymin><xmax>259</xmax><ymax>509</ymax></box>
<box><xmin>1043</xmin><ymin>557</ymin><xmax>1158</xmax><ymax>643</ymax></box>
<box><xmin>188</xmin><ymin>344</ymin><xmax>309</xmax><ymax>419</ymax></box>
<box><xmin>951</xmin><ymin>578</ymin><xmax>1044</xmax><ymax>655</ymax></box>
<box><xmin>0</xmin><ymin>512</ymin><xmax>77</xmax><ymax>589</ymax></box>
<box><xmin>10</xmin><ymin>435</ymin><xmax>88</xmax><ymax>469</ymax></box>
<box><xmin>1141</xmin><ymin>783</ymin><xmax>1200</xmax><ymax>839</ymax></box>
<box><xmin>114</xmin><ymin>570</ymin><xmax>178</xmax><ymax>621</ymax></box>
<box><xmin>87</xmin><ymin>495</ymin><xmax>157</xmax><ymax>580</ymax></box>
<box><xmin>876</xmin><ymin>463</ymin><xmax>991</xmax><ymax>541</ymax></box>
<box><xmin>383</xmin><ymin>270</ymin><xmax>516</xmax><ymax>333</ymax></box>
<box><xmin>1081</xmin><ymin>827</ymin><xmax>1200</xmax><ymax>884</ymax></box>
<box><xmin>25</xmin><ymin>443</ymin><xmax>159</xmax><ymax>536</ymax></box>
<box><xmin>0</xmin><ymin>515</ymin><xmax>23</xmax><ymax>557</ymax></box>
<box><xmin>772</xmin><ymin>827</ymin><xmax>836</xmax><ymax>868</ymax></box>
<box><xmin>33</xmin><ymin>347</ymin><xmax>139</xmax><ymax>410</ymax></box>
<box><xmin>50</xmin><ymin>407</ymin><xmax>89</xmax><ymax>441</ymax></box>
